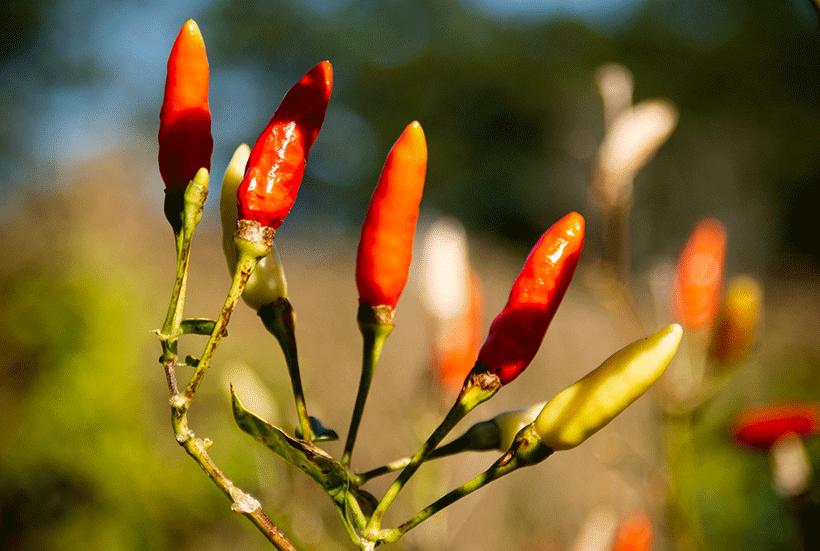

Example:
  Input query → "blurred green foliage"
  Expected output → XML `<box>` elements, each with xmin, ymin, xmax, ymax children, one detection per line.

<box><xmin>0</xmin><ymin>192</ymin><xmax>278</xmax><ymax>550</ymax></box>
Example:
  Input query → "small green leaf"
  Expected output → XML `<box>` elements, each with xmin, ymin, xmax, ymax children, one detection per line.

<box><xmin>231</xmin><ymin>388</ymin><xmax>348</xmax><ymax>496</ymax></box>
<box><xmin>180</xmin><ymin>318</ymin><xmax>220</xmax><ymax>336</ymax></box>
<box><xmin>352</xmin><ymin>487</ymin><xmax>378</xmax><ymax>518</ymax></box>
<box><xmin>295</xmin><ymin>416</ymin><xmax>339</xmax><ymax>442</ymax></box>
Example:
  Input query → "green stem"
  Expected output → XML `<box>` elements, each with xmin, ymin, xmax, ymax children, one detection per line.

<box><xmin>159</xmin><ymin>233</ymin><xmax>186</xmax><ymax>393</ymax></box>
<box><xmin>364</xmin><ymin>370</ymin><xmax>500</xmax><ymax>537</ymax></box>
<box><xmin>159</xmin><ymin>213</ymin><xmax>196</xmax><ymax>394</ymax></box>
<box><xmin>341</xmin><ymin>304</ymin><xmax>395</xmax><ymax>468</ymax></box>
<box><xmin>357</xmin><ymin>432</ymin><xmax>478</xmax><ymax>484</ymax></box>
<box><xmin>378</xmin><ymin>429</ymin><xmax>552</xmax><ymax>544</ymax></box>
<box><xmin>259</xmin><ymin>299</ymin><xmax>312</xmax><ymax>444</ymax></box>
<box><xmin>170</xmin><ymin>404</ymin><xmax>298</xmax><ymax>551</ymax></box>
<box><xmin>182</xmin><ymin>252</ymin><xmax>257</xmax><ymax>409</ymax></box>
<box><xmin>159</xmin><ymin>170</ymin><xmax>209</xmax><ymax>394</ymax></box>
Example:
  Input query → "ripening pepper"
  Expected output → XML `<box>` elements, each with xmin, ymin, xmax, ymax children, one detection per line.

<box><xmin>356</xmin><ymin>121</ymin><xmax>428</xmax><ymax>309</ymax></box>
<box><xmin>158</xmin><ymin>19</ymin><xmax>213</xmax><ymax>193</ymax></box>
<box><xmin>475</xmin><ymin>212</ymin><xmax>584</xmax><ymax>385</ymax></box>
<box><xmin>672</xmin><ymin>218</ymin><xmax>727</xmax><ymax>330</ymax></box>
<box><xmin>708</xmin><ymin>274</ymin><xmax>762</xmax><ymax>367</ymax></box>
<box><xmin>237</xmin><ymin>61</ymin><xmax>333</xmax><ymax>229</ymax></box>
<box><xmin>221</xmin><ymin>144</ymin><xmax>288</xmax><ymax>310</ymax></box>
<box><xmin>534</xmin><ymin>324</ymin><xmax>682</xmax><ymax>451</ymax></box>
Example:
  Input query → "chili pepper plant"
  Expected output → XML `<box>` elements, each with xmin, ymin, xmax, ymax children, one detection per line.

<box><xmin>154</xmin><ymin>20</ymin><xmax>684</xmax><ymax>550</ymax></box>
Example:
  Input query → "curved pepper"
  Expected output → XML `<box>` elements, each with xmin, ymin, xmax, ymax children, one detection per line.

<box><xmin>158</xmin><ymin>19</ymin><xmax>213</xmax><ymax>192</ymax></box>
<box><xmin>237</xmin><ymin>61</ymin><xmax>333</xmax><ymax>229</ymax></box>
<box><xmin>356</xmin><ymin>121</ymin><xmax>428</xmax><ymax>309</ymax></box>
<box><xmin>672</xmin><ymin>218</ymin><xmax>726</xmax><ymax>330</ymax></box>
<box><xmin>535</xmin><ymin>324</ymin><xmax>682</xmax><ymax>451</ymax></box>
<box><xmin>475</xmin><ymin>212</ymin><xmax>584</xmax><ymax>385</ymax></box>
<box><xmin>221</xmin><ymin>144</ymin><xmax>288</xmax><ymax>310</ymax></box>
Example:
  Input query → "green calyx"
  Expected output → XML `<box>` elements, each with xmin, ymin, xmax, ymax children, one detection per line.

<box><xmin>234</xmin><ymin>219</ymin><xmax>274</xmax><ymax>262</ymax></box>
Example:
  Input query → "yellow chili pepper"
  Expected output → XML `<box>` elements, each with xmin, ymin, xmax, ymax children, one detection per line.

<box><xmin>535</xmin><ymin>324</ymin><xmax>682</xmax><ymax>451</ymax></box>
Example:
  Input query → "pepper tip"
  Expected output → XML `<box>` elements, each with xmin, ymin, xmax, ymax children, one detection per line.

<box><xmin>182</xmin><ymin>19</ymin><xmax>203</xmax><ymax>39</ymax></box>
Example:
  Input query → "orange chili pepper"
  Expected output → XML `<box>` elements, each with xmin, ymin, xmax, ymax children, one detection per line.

<box><xmin>158</xmin><ymin>19</ymin><xmax>213</xmax><ymax>192</ymax></box>
<box><xmin>356</xmin><ymin>121</ymin><xmax>427</xmax><ymax>308</ymax></box>
<box><xmin>671</xmin><ymin>218</ymin><xmax>727</xmax><ymax>330</ymax></box>
<box><xmin>437</xmin><ymin>270</ymin><xmax>483</xmax><ymax>392</ymax></box>
<box><xmin>476</xmin><ymin>212</ymin><xmax>584</xmax><ymax>385</ymax></box>
<box><xmin>612</xmin><ymin>512</ymin><xmax>654</xmax><ymax>551</ymax></box>
<box><xmin>237</xmin><ymin>61</ymin><xmax>333</xmax><ymax>229</ymax></box>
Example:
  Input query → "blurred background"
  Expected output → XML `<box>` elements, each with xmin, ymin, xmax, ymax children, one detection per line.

<box><xmin>1</xmin><ymin>0</ymin><xmax>819</xmax><ymax>549</ymax></box>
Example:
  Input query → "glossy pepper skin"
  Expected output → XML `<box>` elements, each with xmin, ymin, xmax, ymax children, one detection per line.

<box><xmin>534</xmin><ymin>324</ymin><xmax>682</xmax><ymax>451</ymax></box>
<box><xmin>475</xmin><ymin>212</ymin><xmax>584</xmax><ymax>385</ymax></box>
<box><xmin>237</xmin><ymin>61</ymin><xmax>333</xmax><ymax>229</ymax></box>
<box><xmin>220</xmin><ymin>144</ymin><xmax>288</xmax><ymax>310</ymax></box>
<box><xmin>356</xmin><ymin>121</ymin><xmax>427</xmax><ymax>308</ymax></box>
<box><xmin>672</xmin><ymin>218</ymin><xmax>727</xmax><ymax>330</ymax></box>
<box><xmin>158</xmin><ymin>19</ymin><xmax>213</xmax><ymax>192</ymax></box>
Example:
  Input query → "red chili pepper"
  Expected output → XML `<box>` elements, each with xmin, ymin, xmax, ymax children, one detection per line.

<box><xmin>158</xmin><ymin>19</ymin><xmax>213</xmax><ymax>192</ymax></box>
<box><xmin>672</xmin><ymin>218</ymin><xmax>727</xmax><ymax>330</ymax></box>
<box><xmin>731</xmin><ymin>402</ymin><xmax>820</xmax><ymax>450</ymax></box>
<box><xmin>237</xmin><ymin>61</ymin><xmax>333</xmax><ymax>229</ymax></box>
<box><xmin>356</xmin><ymin>121</ymin><xmax>427</xmax><ymax>308</ymax></box>
<box><xmin>476</xmin><ymin>212</ymin><xmax>584</xmax><ymax>385</ymax></box>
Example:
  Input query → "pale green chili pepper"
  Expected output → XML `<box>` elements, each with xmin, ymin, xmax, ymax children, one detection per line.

<box><xmin>220</xmin><ymin>143</ymin><xmax>288</xmax><ymax>310</ymax></box>
<box><xmin>535</xmin><ymin>324</ymin><xmax>682</xmax><ymax>451</ymax></box>
<box><xmin>433</xmin><ymin>401</ymin><xmax>547</xmax><ymax>455</ymax></box>
<box><xmin>492</xmin><ymin>402</ymin><xmax>548</xmax><ymax>451</ymax></box>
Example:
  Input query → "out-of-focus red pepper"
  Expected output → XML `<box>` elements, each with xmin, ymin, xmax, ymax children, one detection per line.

<box><xmin>672</xmin><ymin>218</ymin><xmax>726</xmax><ymax>330</ymax></box>
<box><xmin>437</xmin><ymin>270</ymin><xmax>483</xmax><ymax>391</ymax></box>
<box><xmin>356</xmin><ymin>121</ymin><xmax>427</xmax><ymax>309</ymax></box>
<box><xmin>475</xmin><ymin>212</ymin><xmax>584</xmax><ymax>385</ymax></box>
<box><xmin>158</xmin><ymin>19</ymin><xmax>213</xmax><ymax>193</ymax></box>
<box><xmin>237</xmin><ymin>61</ymin><xmax>333</xmax><ymax>229</ymax></box>
<box><xmin>731</xmin><ymin>402</ymin><xmax>820</xmax><ymax>450</ymax></box>
<box><xmin>612</xmin><ymin>512</ymin><xmax>654</xmax><ymax>551</ymax></box>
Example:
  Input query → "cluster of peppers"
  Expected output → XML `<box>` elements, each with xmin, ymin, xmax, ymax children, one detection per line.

<box><xmin>156</xmin><ymin>20</ymin><xmax>684</xmax><ymax>550</ymax></box>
